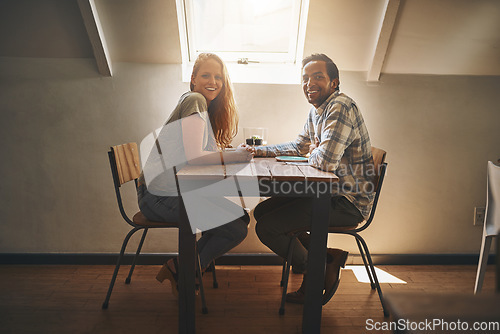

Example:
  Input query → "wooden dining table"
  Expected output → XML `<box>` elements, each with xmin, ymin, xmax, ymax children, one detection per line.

<box><xmin>176</xmin><ymin>157</ymin><xmax>339</xmax><ymax>334</ymax></box>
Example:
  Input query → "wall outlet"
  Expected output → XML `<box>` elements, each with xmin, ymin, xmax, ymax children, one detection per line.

<box><xmin>474</xmin><ymin>207</ymin><xmax>486</xmax><ymax>226</ymax></box>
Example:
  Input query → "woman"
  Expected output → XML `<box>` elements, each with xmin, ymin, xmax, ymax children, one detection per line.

<box><xmin>137</xmin><ymin>53</ymin><xmax>253</xmax><ymax>295</ymax></box>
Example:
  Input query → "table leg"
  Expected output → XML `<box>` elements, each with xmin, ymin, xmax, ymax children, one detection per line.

<box><xmin>302</xmin><ymin>194</ymin><xmax>330</xmax><ymax>333</ymax></box>
<box><xmin>178</xmin><ymin>197</ymin><xmax>196</xmax><ymax>334</ymax></box>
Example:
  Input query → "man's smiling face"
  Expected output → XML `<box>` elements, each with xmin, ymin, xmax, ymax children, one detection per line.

<box><xmin>302</xmin><ymin>60</ymin><xmax>338</xmax><ymax>108</ymax></box>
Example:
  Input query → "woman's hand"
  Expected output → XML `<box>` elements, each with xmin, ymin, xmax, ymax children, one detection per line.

<box><xmin>223</xmin><ymin>145</ymin><xmax>254</xmax><ymax>163</ymax></box>
<box><xmin>239</xmin><ymin>143</ymin><xmax>256</xmax><ymax>154</ymax></box>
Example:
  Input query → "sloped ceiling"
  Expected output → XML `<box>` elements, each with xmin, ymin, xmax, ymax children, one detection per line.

<box><xmin>1</xmin><ymin>0</ymin><xmax>499</xmax><ymax>77</ymax></box>
<box><xmin>0</xmin><ymin>0</ymin><xmax>93</xmax><ymax>58</ymax></box>
<box><xmin>94</xmin><ymin>0</ymin><xmax>181</xmax><ymax>63</ymax></box>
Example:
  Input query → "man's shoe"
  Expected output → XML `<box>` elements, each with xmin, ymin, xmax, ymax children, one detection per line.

<box><xmin>323</xmin><ymin>248</ymin><xmax>348</xmax><ymax>305</ymax></box>
<box><xmin>285</xmin><ymin>274</ymin><xmax>307</xmax><ymax>304</ymax></box>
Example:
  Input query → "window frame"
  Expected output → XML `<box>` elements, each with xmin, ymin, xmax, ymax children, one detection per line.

<box><xmin>175</xmin><ymin>0</ymin><xmax>310</xmax><ymax>84</ymax></box>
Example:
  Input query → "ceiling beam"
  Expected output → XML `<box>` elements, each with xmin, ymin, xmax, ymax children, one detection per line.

<box><xmin>367</xmin><ymin>0</ymin><xmax>400</xmax><ymax>82</ymax></box>
<box><xmin>77</xmin><ymin>0</ymin><xmax>112</xmax><ymax>76</ymax></box>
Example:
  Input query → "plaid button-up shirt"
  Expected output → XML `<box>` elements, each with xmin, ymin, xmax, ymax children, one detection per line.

<box><xmin>255</xmin><ymin>91</ymin><xmax>375</xmax><ymax>219</ymax></box>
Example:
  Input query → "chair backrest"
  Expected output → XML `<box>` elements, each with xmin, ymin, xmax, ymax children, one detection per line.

<box><xmin>371</xmin><ymin>147</ymin><xmax>387</xmax><ymax>189</ymax></box>
<box><xmin>486</xmin><ymin>161</ymin><xmax>500</xmax><ymax>236</ymax></box>
<box><xmin>108</xmin><ymin>142</ymin><xmax>141</xmax><ymax>226</ymax></box>
<box><xmin>355</xmin><ymin>147</ymin><xmax>387</xmax><ymax>231</ymax></box>
<box><xmin>111</xmin><ymin>143</ymin><xmax>141</xmax><ymax>185</ymax></box>
<box><xmin>330</xmin><ymin>148</ymin><xmax>387</xmax><ymax>233</ymax></box>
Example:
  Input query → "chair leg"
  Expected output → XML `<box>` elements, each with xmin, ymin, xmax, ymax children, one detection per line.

<box><xmin>474</xmin><ymin>233</ymin><xmax>493</xmax><ymax>294</ymax></box>
<box><xmin>209</xmin><ymin>260</ymin><xmax>218</xmax><ymax>289</ymax></box>
<box><xmin>280</xmin><ymin>258</ymin><xmax>287</xmax><ymax>287</ymax></box>
<box><xmin>355</xmin><ymin>234</ymin><xmax>389</xmax><ymax>317</ymax></box>
<box><xmin>196</xmin><ymin>253</ymin><xmax>208</xmax><ymax>314</ymax></box>
<box><xmin>355</xmin><ymin>237</ymin><xmax>375</xmax><ymax>289</ymax></box>
<box><xmin>201</xmin><ymin>231</ymin><xmax>218</xmax><ymax>288</ymax></box>
<box><xmin>102</xmin><ymin>227</ymin><xmax>141</xmax><ymax>309</ymax></box>
<box><xmin>125</xmin><ymin>228</ymin><xmax>148</xmax><ymax>284</ymax></box>
<box><xmin>279</xmin><ymin>234</ymin><xmax>300</xmax><ymax>315</ymax></box>
<box><xmin>281</xmin><ymin>230</ymin><xmax>306</xmax><ymax>287</ymax></box>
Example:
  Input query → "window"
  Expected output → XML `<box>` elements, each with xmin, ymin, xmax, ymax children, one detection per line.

<box><xmin>176</xmin><ymin>0</ymin><xmax>309</xmax><ymax>84</ymax></box>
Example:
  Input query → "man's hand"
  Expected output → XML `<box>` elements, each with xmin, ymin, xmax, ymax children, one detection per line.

<box><xmin>309</xmin><ymin>136</ymin><xmax>320</xmax><ymax>154</ymax></box>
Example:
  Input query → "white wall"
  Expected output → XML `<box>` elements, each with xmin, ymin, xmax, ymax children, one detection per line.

<box><xmin>1</xmin><ymin>57</ymin><xmax>499</xmax><ymax>255</ymax></box>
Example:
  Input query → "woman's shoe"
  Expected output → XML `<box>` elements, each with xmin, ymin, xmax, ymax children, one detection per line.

<box><xmin>156</xmin><ymin>258</ymin><xmax>179</xmax><ymax>296</ymax></box>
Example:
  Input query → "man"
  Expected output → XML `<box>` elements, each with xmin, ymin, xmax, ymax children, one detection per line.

<box><xmin>246</xmin><ymin>54</ymin><xmax>375</xmax><ymax>305</ymax></box>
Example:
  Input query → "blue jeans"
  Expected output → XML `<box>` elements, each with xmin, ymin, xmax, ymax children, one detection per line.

<box><xmin>137</xmin><ymin>184</ymin><xmax>249</xmax><ymax>269</ymax></box>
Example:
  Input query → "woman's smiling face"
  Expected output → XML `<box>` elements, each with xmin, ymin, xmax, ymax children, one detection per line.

<box><xmin>191</xmin><ymin>58</ymin><xmax>224</xmax><ymax>103</ymax></box>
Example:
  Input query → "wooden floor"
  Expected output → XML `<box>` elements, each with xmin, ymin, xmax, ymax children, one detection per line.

<box><xmin>0</xmin><ymin>264</ymin><xmax>496</xmax><ymax>334</ymax></box>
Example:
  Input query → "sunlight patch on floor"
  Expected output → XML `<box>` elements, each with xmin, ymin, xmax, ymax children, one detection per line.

<box><xmin>345</xmin><ymin>265</ymin><xmax>407</xmax><ymax>284</ymax></box>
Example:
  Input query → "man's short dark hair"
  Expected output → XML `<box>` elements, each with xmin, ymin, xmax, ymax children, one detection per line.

<box><xmin>302</xmin><ymin>53</ymin><xmax>340</xmax><ymax>90</ymax></box>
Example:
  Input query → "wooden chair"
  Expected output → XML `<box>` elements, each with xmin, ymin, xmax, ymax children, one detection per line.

<box><xmin>102</xmin><ymin>142</ymin><xmax>217</xmax><ymax>312</ymax></box>
<box><xmin>279</xmin><ymin>147</ymin><xmax>389</xmax><ymax>316</ymax></box>
<box><xmin>474</xmin><ymin>161</ymin><xmax>500</xmax><ymax>294</ymax></box>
